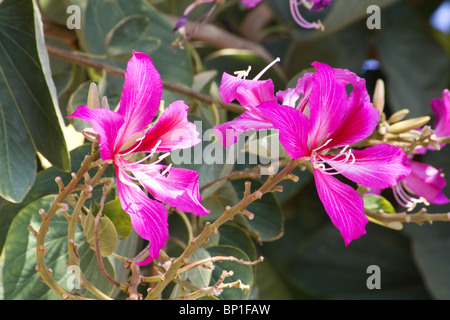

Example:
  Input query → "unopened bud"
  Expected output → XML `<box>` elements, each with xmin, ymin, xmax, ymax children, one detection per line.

<box><xmin>387</xmin><ymin>116</ymin><xmax>430</xmax><ymax>134</ymax></box>
<box><xmin>387</xmin><ymin>109</ymin><xmax>409</xmax><ymax>124</ymax></box>
<box><xmin>373</xmin><ymin>79</ymin><xmax>385</xmax><ymax>112</ymax></box>
<box><xmin>87</xmin><ymin>82</ymin><xmax>100</xmax><ymax>109</ymax></box>
<box><xmin>82</xmin><ymin>127</ymin><xmax>100</xmax><ymax>143</ymax></box>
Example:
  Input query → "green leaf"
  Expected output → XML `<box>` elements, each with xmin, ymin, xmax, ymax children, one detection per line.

<box><xmin>363</xmin><ymin>193</ymin><xmax>403</xmax><ymax>230</ymax></box>
<box><xmin>102</xmin><ymin>198</ymin><xmax>132</xmax><ymax>239</ymax></box>
<box><xmin>0</xmin><ymin>0</ymin><xmax>70</xmax><ymax>201</ymax></box>
<box><xmin>81</xmin><ymin>210</ymin><xmax>119</xmax><ymax>257</ymax></box>
<box><xmin>231</xmin><ymin>179</ymin><xmax>284</xmax><ymax>242</ymax></box>
<box><xmin>0</xmin><ymin>195</ymin><xmax>116</xmax><ymax>299</ymax></box>
<box><xmin>202</xmin><ymin>182</ymin><xmax>240</xmax><ymax>222</ymax></box>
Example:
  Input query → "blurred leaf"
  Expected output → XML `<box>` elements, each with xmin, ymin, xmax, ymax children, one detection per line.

<box><xmin>0</xmin><ymin>0</ymin><xmax>70</xmax><ymax>202</ymax></box>
<box><xmin>291</xmin><ymin>224</ymin><xmax>430</xmax><ymax>299</ymax></box>
<box><xmin>406</xmin><ymin>223</ymin><xmax>450</xmax><ymax>299</ymax></box>
<box><xmin>69</xmin><ymin>0</ymin><xmax>194</xmax><ymax>106</ymax></box>
<box><xmin>232</xmin><ymin>179</ymin><xmax>284</xmax><ymax>242</ymax></box>
<box><xmin>376</xmin><ymin>1</ymin><xmax>450</xmax><ymax>117</ymax></box>
<box><xmin>216</xmin><ymin>223</ymin><xmax>257</xmax><ymax>261</ymax></box>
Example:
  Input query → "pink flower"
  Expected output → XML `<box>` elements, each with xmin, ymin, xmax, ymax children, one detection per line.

<box><xmin>431</xmin><ymin>89</ymin><xmax>450</xmax><ymax>142</ymax></box>
<box><xmin>393</xmin><ymin>159</ymin><xmax>450</xmax><ymax>209</ymax></box>
<box><xmin>258</xmin><ymin>62</ymin><xmax>410</xmax><ymax>245</ymax></box>
<box><xmin>68</xmin><ymin>51</ymin><xmax>209</xmax><ymax>265</ymax></box>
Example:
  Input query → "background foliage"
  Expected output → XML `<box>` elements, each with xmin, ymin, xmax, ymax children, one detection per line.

<box><xmin>0</xmin><ymin>0</ymin><xmax>449</xmax><ymax>299</ymax></box>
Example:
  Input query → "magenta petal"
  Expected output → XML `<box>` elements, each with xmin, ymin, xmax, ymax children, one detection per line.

<box><xmin>403</xmin><ymin>160</ymin><xmax>450</xmax><ymax>204</ymax></box>
<box><xmin>137</xmin><ymin>100</ymin><xmax>201</xmax><ymax>153</ymax></box>
<box><xmin>219</xmin><ymin>72</ymin><xmax>274</xmax><ymax>106</ymax></box>
<box><xmin>67</xmin><ymin>105</ymin><xmax>124</xmax><ymax>160</ymax></box>
<box><xmin>135</xmin><ymin>165</ymin><xmax>210</xmax><ymax>216</ymax></box>
<box><xmin>116</xmin><ymin>51</ymin><xmax>163</xmax><ymax>146</ymax></box>
<box><xmin>431</xmin><ymin>89</ymin><xmax>450</xmax><ymax>138</ymax></box>
<box><xmin>314</xmin><ymin>169</ymin><xmax>368</xmax><ymax>246</ymax></box>
<box><xmin>241</xmin><ymin>0</ymin><xmax>262</xmax><ymax>8</ymax></box>
<box><xmin>258</xmin><ymin>102</ymin><xmax>310</xmax><ymax>159</ymax></box>
<box><xmin>323</xmin><ymin>144</ymin><xmax>411</xmax><ymax>189</ymax></box>
<box><xmin>214</xmin><ymin>109</ymin><xmax>274</xmax><ymax>148</ymax></box>
<box><xmin>276</xmin><ymin>88</ymin><xmax>300</xmax><ymax>108</ymax></box>
<box><xmin>308</xmin><ymin>62</ymin><xmax>349</xmax><ymax>149</ymax></box>
<box><xmin>116</xmin><ymin>167</ymin><xmax>168</xmax><ymax>265</ymax></box>
<box><xmin>234</xmin><ymin>81</ymin><xmax>277</xmax><ymax>111</ymax></box>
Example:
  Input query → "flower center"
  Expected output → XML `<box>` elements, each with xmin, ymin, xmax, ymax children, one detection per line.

<box><xmin>311</xmin><ymin>144</ymin><xmax>356</xmax><ymax>175</ymax></box>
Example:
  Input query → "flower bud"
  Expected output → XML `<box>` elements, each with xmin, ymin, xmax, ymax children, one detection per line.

<box><xmin>87</xmin><ymin>82</ymin><xmax>100</xmax><ymax>109</ymax></box>
<box><xmin>372</xmin><ymin>79</ymin><xmax>385</xmax><ymax>112</ymax></box>
<box><xmin>387</xmin><ymin>109</ymin><xmax>409</xmax><ymax>124</ymax></box>
<box><xmin>387</xmin><ymin>116</ymin><xmax>430</xmax><ymax>134</ymax></box>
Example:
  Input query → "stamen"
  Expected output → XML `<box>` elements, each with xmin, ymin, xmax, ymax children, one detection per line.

<box><xmin>160</xmin><ymin>164</ymin><xmax>172</xmax><ymax>177</ymax></box>
<box><xmin>392</xmin><ymin>182</ymin><xmax>428</xmax><ymax>212</ymax></box>
<box><xmin>289</xmin><ymin>0</ymin><xmax>324</xmax><ymax>31</ymax></box>
<box><xmin>253</xmin><ymin>57</ymin><xmax>281</xmax><ymax>81</ymax></box>
<box><xmin>312</xmin><ymin>145</ymin><xmax>356</xmax><ymax>175</ymax></box>
<box><xmin>234</xmin><ymin>66</ymin><xmax>252</xmax><ymax>79</ymax></box>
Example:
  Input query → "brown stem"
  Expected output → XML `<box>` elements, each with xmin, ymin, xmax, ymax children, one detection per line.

<box><xmin>145</xmin><ymin>158</ymin><xmax>301</xmax><ymax>300</ymax></box>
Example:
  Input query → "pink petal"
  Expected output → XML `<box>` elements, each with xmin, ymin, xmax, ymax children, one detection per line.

<box><xmin>276</xmin><ymin>88</ymin><xmax>300</xmax><ymax>108</ymax></box>
<box><xmin>219</xmin><ymin>72</ymin><xmax>274</xmax><ymax>106</ymax></box>
<box><xmin>116</xmin><ymin>51</ymin><xmax>163</xmax><ymax>148</ymax></box>
<box><xmin>67</xmin><ymin>104</ymin><xmax>124</xmax><ymax>160</ymax></box>
<box><xmin>322</xmin><ymin>144</ymin><xmax>411</xmax><ymax>189</ymax></box>
<box><xmin>258</xmin><ymin>102</ymin><xmax>310</xmax><ymax>159</ymax></box>
<box><xmin>308</xmin><ymin>62</ymin><xmax>349</xmax><ymax>150</ymax></box>
<box><xmin>115</xmin><ymin>166</ymin><xmax>168</xmax><ymax>265</ymax></box>
<box><xmin>431</xmin><ymin>89</ymin><xmax>450</xmax><ymax>138</ymax></box>
<box><xmin>314</xmin><ymin>169</ymin><xmax>368</xmax><ymax>246</ymax></box>
<box><xmin>136</xmin><ymin>100</ymin><xmax>201</xmax><ymax>153</ymax></box>
<box><xmin>241</xmin><ymin>0</ymin><xmax>262</xmax><ymax>9</ymax></box>
<box><xmin>213</xmin><ymin>109</ymin><xmax>274</xmax><ymax>148</ymax></box>
<box><xmin>403</xmin><ymin>160</ymin><xmax>450</xmax><ymax>204</ymax></box>
<box><xmin>134</xmin><ymin>164</ymin><xmax>210</xmax><ymax>216</ymax></box>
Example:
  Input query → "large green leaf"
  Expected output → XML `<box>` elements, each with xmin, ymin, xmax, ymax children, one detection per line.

<box><xmin>0</xmin><ymin>196</ymin><xmax>116</xmax><ymax>299</ymax></box>
<box><xmin>0</xmin><ymin>0</ymin><xmax>70</xmax><ymax>202</ymax></box>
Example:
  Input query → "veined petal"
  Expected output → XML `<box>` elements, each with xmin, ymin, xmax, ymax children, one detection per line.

<box><xmin>276</xmin><ymin>88</ymin><xmax>300</xmax><ymax>108</ymax></box>
<box><xmin>134</xmin><ymin>164</ymin><xmax>210</xmax><ymax>216</ymax></box>
<box><xmin>308</xmin><ymin>62</ymin><xmax>349</xmax><ymax>149</ymax></box>
<box><xmin>323</xmin><ymin>144</ymin><xmax>411</xmax><ymax>189</ymax></box>
<box><xmin>258</xmin><ymin>102</ymin><xmax>310</xmax><ymax>159</ymax></box>
<box><xmin>136</xmin><ymin>100</ymin><xmax>201</xmax><ymax>153</ymax></box>
<box><xmin>219</xmin><ymin>72</ymin><xmax>274</xmax><ymax>106</ymax></box>
<box><xmin>67</xmin><ymin>104</ymin><xmax>124</xmax><ymax>160</ymax></box>
<box><xmin>403</xmin><ymin>160</ymin><xmax>450</xmax><ymax>204</ymax></box>
<box><xmin>116</xmin><ymin>51</ymin><xmax>163</xmax><ymax>147</ymax></box>
<box><xmin>314</xmin><ymin>169</ymin><xmax>368</xmax><ymax>246</ymax></box>
<box><xmin>115</xmin><ymin>166</ymin><xmax>168</xmax><ymax>265</ymax></box>
<box><xmin>213</xmin><ymin>109</ymin><xmax>274</xmax><ymax>148</ymax></box>
<box><xmin>235</xmin><ymin>81</ymin><xmax>277</xmax><ymax>111</ymax></box>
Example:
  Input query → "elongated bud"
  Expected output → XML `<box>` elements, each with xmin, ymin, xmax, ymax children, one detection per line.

<box><xmin>87</xmin><ymin>82</ymin><xmax>100</xmax><ymax>109</ymax></box>
<box><xmin>387</xmin><ymin>116</ymin><xmax>430</xmax><ymax>134</ymax></box>
<box><xmin>373</xmin><ymin>79</ymin><xmax>385</xmax><ymax>112</ymax></box>
<box><xmin>387</xmin><ymin>109</ymin><xmax>409</xmax><ymax>124</ymax></box>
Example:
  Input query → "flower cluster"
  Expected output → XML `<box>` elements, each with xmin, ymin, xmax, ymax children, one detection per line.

<box><xmin>69</xmin><ymin>51</ymin><xmax>209</xmax><ymax>265</ymax></box>
<box><xmin>214</xmin><ymin>61</ymin><xmax>413</xmax><ymax>245</ymax></box>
